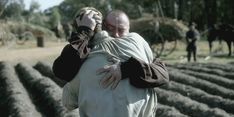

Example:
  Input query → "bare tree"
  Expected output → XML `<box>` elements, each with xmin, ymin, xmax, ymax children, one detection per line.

<box><xmin>0</xmin><ymin>0</ymin><xmax>8</xmax><ymax>17</ymax></box>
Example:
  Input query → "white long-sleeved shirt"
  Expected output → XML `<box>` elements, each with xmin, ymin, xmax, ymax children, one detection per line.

<box><xmin>62</xmin><ymin>31</ymin><xmax>157</xmax><ymax>117</ymax></box>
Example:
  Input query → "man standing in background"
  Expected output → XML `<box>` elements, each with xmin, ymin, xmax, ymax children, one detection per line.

<box><xmin>186</xmin><ymin>22</ymin><xmax>200</xmax><ymax>62</ymax></box>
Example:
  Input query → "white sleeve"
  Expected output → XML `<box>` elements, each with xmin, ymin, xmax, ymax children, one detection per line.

<box><xmin>62</xmin><ymin>83</ymin><xmax>78</xmax><ymax>110</ymax></box>
<box><xmin>128</xmin><ymin>32</ymin><xmax>154</xmax><ymax>62</ymax></box>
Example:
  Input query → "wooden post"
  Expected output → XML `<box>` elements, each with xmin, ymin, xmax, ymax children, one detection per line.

<box><xmin>37</xmin><ymin>36</ymin><xmax>44</xmax><ymax>47</ymax></box>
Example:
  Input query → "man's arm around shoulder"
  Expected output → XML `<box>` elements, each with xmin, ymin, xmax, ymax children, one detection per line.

<box><xmin>121</xmin><ymin>57</ymin><xmax>169</xmax><ymax>88</ymax></box>
<box><xmin>52</xmin><ymin>26</ymin><xmax>94</xmax><ymax>82</ymax></box>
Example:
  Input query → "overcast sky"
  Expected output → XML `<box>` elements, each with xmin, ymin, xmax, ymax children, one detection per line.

<box><xmin>23</xmin><ymin>0</ymin><xmax>64</xmax><ymax>11</ymax></box>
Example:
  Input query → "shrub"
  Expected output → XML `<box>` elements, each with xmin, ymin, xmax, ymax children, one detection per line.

<box><xmin>156</xmin><ymin>88</ymin><xmax>232</xmax><ymax>117</ymax></box>
<box><xmin>130</xmin><ymin>17</ymin><xmax>188</xmax><ymax>42</ymax></box>
<box><xmin>180</xmin><ymin>69</ymin><xmax>234</xmax><ymax>90</ymax></box>
<box><xmin>7</xmin><ymin>21</ymin><xmax>56</xmax><ymax>40</ymax></box>
<box><xmin>161</xmin><ymin>81</ymin><xmax>234</xmax><ymax>114</ymax></box>
<box><xmin>34</xmin><ymin>61</ymin><xmax>66</xmax><ymax>87</ymax></box>
<box><xmin>168</xmin><ymin>68</ymin><xmax>234</xmax><ymax>100</ymax></box>
<box><xmin>157</xmin><ymin>103</ymin><xmax>188</xmax><ymax>117</ymax></box>
<box><xmin>15</xmin><ymin>62</ymin><xmax>79</xmax><ymax>117</ymax></box>
<box><xmin>0</xmin><ymin>61</ymin><xmax>42</xmax><ymax>117</ymax></box>
<box><xmin>172</xmin><ymin>63</ymin><xmax>234</xmax><ymax>80</ymax></box>
<box><xmin>185</xmin><ymin>62</ymin><xmax>234</xmax><ymax>73</ymax></box>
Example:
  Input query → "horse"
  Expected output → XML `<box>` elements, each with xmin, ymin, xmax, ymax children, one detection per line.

<box><xmin>207</xmin><ymin>23</ymin><xmax>234</xmax><ymax>56</ymax></box>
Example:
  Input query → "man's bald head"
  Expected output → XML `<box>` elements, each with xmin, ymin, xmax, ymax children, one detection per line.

<box><xmin>104</xmin><ymin>10</ymin><xmax>130</xmax><ymax>38</ymax></box>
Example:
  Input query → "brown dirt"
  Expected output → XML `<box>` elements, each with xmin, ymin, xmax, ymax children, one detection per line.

<box><xmin>0</xmin><ymin>42</ymin><xmax>66</xmax><ymax>65</ymax></box>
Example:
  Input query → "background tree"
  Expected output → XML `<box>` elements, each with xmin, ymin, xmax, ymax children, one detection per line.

<box><xmin>23</xmin><ymin>1</ymin><xmax>45</xmax><ymax>26</ymax></box>
<box><xmin>1</xmin><ymin>0</ymin><xmax>234</xmax><ymax>36</ymax></box>
<box><xmin>1</xmin><ymin>0</ymin><xmax>24</xmax><ymax>21</ymax></box>
<box><xmin>0</xmin><ymin>0</ymin><xmax>8</xmax><ymax>17</ymax></box>
<box><xmin>204</xmin><ymin>0</ymin><xmax>217</xmax><ymax>28</ymax></box>
<box><xmin>48</xmin><ymin>8</ymin><xmax>61</xmax><ymax>29</ymax></box>
<box><xmin>29</xmin><ymin>0</ymin><xmax>40</xmax><ymax>13</ymax></box>
<box><xmin>46</xmin><ymin>7</ymin><xmax>64</xmax><ymax>38</ymax></box>
<box><xmin>58</xmin><ymin>0</ymin><xmax>108</xmax><ymax>23</ymax></box>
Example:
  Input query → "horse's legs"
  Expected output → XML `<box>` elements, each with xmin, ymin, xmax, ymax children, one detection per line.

<box><xmin>209</xmin><ymin>41</ymin><xmax>213</xmax><ymax>54</ymax></box>
<box><xmin>218</xmin><ymin>39</ymin><xmax>223</xmax><ymax>51</ymax></box>
<box><xmin>226</xmin><ymin>41</ymin><xmax>232</xmax><ymax>56</ymax></box>
<box><xmin>193</xmin><ymin>49</ymin><xmax>197</xmax><ymax>62</ymax></box>
<box><xmin>233</xmin><ymin>41</ymin><xmax>234</xmax><ymax>53</ymax></box>
<box><xmin>187</xmin><ymin>50</ymin><xmax>191</xmax><ymax>62</ymax></box>
<box><xmin>232</xmin><ymin>41</ymin><xmax>234</xmax><ymax>55</ymax></box>
<box><xmin>219</xmin><ymin>39</ymin><xmax>222</xmax><ymax>44</ymax></box>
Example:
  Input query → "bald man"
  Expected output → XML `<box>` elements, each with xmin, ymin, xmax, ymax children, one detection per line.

<box><xmin>103</xmin><ymin>10</ymin><xmax>130</xmax><ymax>38</ymax></box>
<box><xmin>98</xmin><ymin>10</ymin><xmax>168</xmax><ymax>89</ymax></box>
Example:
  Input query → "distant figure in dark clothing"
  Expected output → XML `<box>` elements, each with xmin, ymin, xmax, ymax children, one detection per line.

<box><xmin>186</xmin><ymin>22</ymin><xmax>200</xmax><ymax>62</ymax></box>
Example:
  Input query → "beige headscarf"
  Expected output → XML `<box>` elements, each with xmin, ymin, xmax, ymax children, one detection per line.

<box><xmin>73</xmin><ymin>7</ymin><xmax>103</xmax><ymax>32</ymax></box>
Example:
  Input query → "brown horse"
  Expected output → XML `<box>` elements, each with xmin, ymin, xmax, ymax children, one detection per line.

<box><xmin>207</xmin><ymin>24</ymin><xmax>234</xmax><ymax>56</ymax></box>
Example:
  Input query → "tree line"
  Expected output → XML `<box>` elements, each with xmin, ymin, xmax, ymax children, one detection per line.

<box><xmin>1</xmin><ymin>0</ymin><xmax>233</xmax><ymax>31</ymax></box>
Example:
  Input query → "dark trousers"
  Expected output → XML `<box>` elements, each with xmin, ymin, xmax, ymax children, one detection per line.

<box><xmin>187</xmin><ymin>49</ymin><xmax>197</xmax><ymax>62</ymax></box>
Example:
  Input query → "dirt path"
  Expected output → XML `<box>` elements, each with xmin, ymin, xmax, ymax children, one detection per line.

<box><xmin>0</xmin><ymin>43</ymin><xmax>66</xmax><ymax>65</ymax></box>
